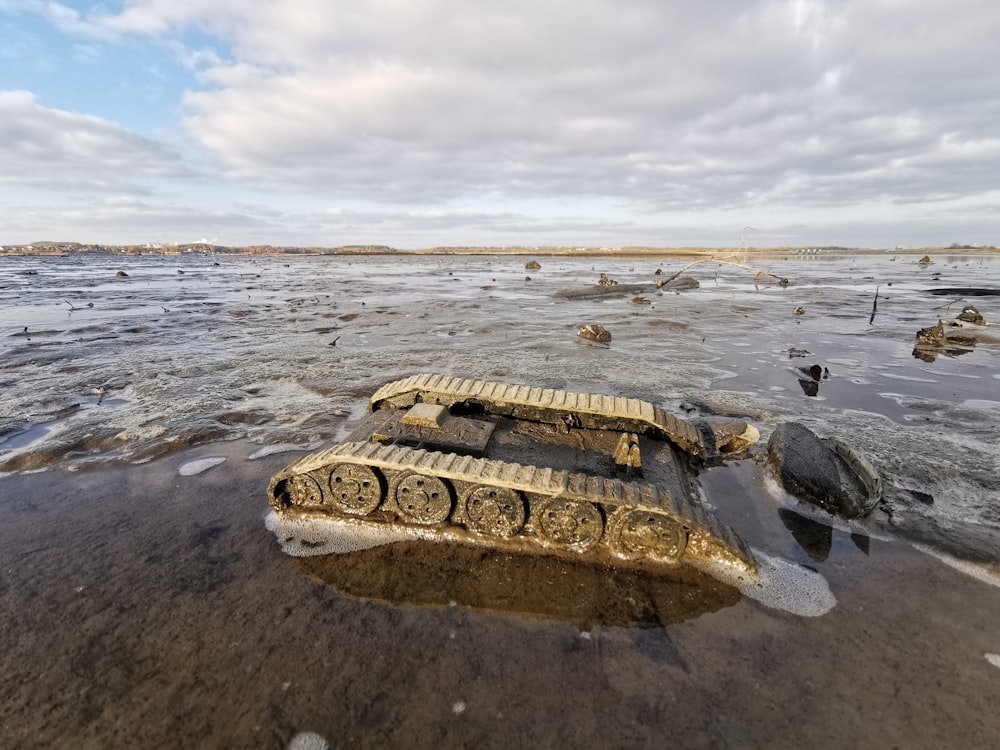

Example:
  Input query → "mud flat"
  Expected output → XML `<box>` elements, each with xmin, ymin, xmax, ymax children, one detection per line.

<box><xmin>2</xmin><ymin>252</ymin><xmax>1000</xmax><ymax>747</ymax></box>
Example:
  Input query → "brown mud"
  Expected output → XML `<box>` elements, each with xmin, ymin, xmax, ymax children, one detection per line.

<box><xmin>1</xmin><ymin>440</ymin><xmax>1000</xmax><ymax>748</ymax></box>
<box><xmin>2</xmin><ymin>253</ymin><xmax>1000</xmax><ymax>747</ymax></box>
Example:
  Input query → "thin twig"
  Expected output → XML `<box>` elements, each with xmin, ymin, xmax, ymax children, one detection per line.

<box><xmin>662</xmin><ymin>257</ymin><xmax>789</xmax><ymax>287</ymax></box>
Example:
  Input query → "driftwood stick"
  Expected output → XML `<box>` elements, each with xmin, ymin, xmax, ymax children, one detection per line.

<box><xmin>663</xmin><ymin>257</ymin><xmax>789</xmax><ymax>286</ymax></box>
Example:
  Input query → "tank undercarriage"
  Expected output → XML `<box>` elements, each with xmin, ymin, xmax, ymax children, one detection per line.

<box><xmin>268</xmin><ymin>375</ymin><xmax>755</xmax><ymax>574</ymax></box>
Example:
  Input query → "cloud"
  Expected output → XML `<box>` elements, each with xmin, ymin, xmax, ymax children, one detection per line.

<box><xmin>4</xmin><ymin>0</ymin><xmax>1000</xmax><ymax>246</ymax></box>
<box><xmin>0</xmin><ymin>89</ymin><xmax>191</xmax><ymax>191</ymax></box>
<box><xmin>104</xmin><ymin>1</ymin><xmax>1000</xmax><ymax>216</ymax></box>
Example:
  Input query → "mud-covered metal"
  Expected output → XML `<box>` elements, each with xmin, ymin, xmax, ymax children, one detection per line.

<box><xmin>269</xmin><ymin>375</ymin><xmax>756</xmax><ymax>573</ymax></box>
<box><xmin>368</xmin><ymin>373</ymin><xmax>709</xmax><ymax>458</ymax></box>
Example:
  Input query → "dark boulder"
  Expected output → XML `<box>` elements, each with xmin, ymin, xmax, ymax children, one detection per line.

<box><xmin>767</xmin><ymin>422</ymin><xmax>882</xmax><ymax>519</ymax></box>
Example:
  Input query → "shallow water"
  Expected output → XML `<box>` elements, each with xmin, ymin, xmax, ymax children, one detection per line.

<box><xmin>2</xmin><ymin>252</ymin><xmax>1000</xmax><ymax>747</ymax></box>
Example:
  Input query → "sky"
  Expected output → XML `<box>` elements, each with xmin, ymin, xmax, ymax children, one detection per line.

<box><xmin>1</xmin><ymin>0</ymin><xmax>999</xmax><ymax>249</ymax></box>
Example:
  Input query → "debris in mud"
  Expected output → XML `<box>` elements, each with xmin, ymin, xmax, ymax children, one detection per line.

<box><xmin>657</xmin><ymin>276</ymin><xmax>699</xmax><ymax>291</ymax></box>
<box><xmin>957</xmin><ymin>305</ymin><xmax>986</xmax><ymax>325</ymax></box>
<box><xmin>268</xmin><ymin>374</ymin><xmax>756</xmax><ymax>581</ymax></box>
<box><xmin>795</xmin><ymin>363</ymin><xmax>829</xmax><ymax>397</ymax></box>
<box><xmin>912</xmin><ymin>306</ymin><xmax>991</xmax><ymax>361</ymax></box>
<box><xmin>525</xmin><ymin>260</ymin><xmax>541</xmax><ymax>270</ymax></box>
<box><xmin>695</xmin><ymin>417</ymin><xmax>760</xmax><ymax>454</ymax></box>
<box><xmin>766</xmin><ymin>422</ymin><xmax>882</xmax><ymax>519</ymax></box>
<box><xmin>578</xmin><ymin>324</ymin><xmax>612</xmax><ymax>343</ymax></box>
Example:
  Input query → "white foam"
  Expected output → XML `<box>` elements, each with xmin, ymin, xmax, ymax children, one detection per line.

<box><xmin>986</xmin><ymin>654</ymin><xmax>1000</xmax><ymax>669</ymax></box>
<box><xmin>178</xmin><ymin>456</ymin><xmax>227</xmax><ymax>476</ymax></box>
<box><xmin>705</xmin><ymin>548</ymin><xmax>837</xmax><ymax>617</ymax></box>
<box><xmin>287</xmin><ymin>731</ymin><xmax>328</xmax><ymax>750</ymax></box>
<box><xmin>912</xmin><ymin>544</ymin><xmax>1000</xmax><ymax>589</ymax></box>
<box><xmin>248</xmin><ymin>443</ymin><xmax>308</xmax><ymax>460</ymax></box>
<box><xmin>264</xmin><ymin>510</ymin><xmax>412</xmax><ymax>556</ymax></box>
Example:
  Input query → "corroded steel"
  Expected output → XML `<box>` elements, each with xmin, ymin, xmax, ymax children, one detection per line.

<box><xmin>269</xmin><ymin>437</ymin><xmax>755</xmax><ymax>571</ymax></box>
<box><xmin>368</xmin><ymin>373</ymin><xmax>708</xmax><ymax>458</ymax></box>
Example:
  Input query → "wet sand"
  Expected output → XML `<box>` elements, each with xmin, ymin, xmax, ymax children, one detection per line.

<box><xmin>2</xmin><ymin>439</ymin><xmax>999</xmax><ymax>748</ymax></box>
<box><xmin>2</xmin><ymin>252</ymin><xmax>1000</xmax><ymax>747</ymax></box>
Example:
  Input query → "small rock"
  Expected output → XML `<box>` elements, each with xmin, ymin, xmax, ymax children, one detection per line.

<box><xmin>957</xmin><ymin>305</ymin><xmax>985</xmax><ymax>325</ymax></box>
<box><xmin>916</xmin><ymin>321</ymin><xmax>946</xmax><ymax>346</ymax></box>
<box><xmin>578</xmin><ymin>324</ymin><xmax>611</xmax><ymax>343</ymax></box>
<box><xmin>525</xmin><ymin>260</ymin><xmax>541</xmax><ymax>270</ymax></box>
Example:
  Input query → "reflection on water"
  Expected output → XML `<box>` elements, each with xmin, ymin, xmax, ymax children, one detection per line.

<box><xmin>294</xmin><ymin>541</ymin><xmax>741</xmax><ymax>628</ymax></box>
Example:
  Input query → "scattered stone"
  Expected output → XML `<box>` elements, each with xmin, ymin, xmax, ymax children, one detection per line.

<box><xmin>627</xmin><ymin>297</ymin><xmax>651</xmax><ymax>305</ymax></box>
<box><xmin>525</xmin><ymin>260</ymin><xmax>541</xmax><ymax>270</ymax></box>
<box><xmin>578</xmin><ymin>324</ymin><xmax>612</xmax><ymax>343</ymax></box>
<box><xmin>767</xmin><ymin>422</ymin><xmax>882</xmax><ymax>519</ymax></box>
<box><xmin>957</xmin><ymin>305</ymin><xmax>986</xmax><ymax>325</ymax></box>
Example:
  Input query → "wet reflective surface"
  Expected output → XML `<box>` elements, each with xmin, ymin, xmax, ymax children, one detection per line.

<box><xmin>2</xmin><ymin>252</ymin><xmax>1000</xmax><ymax>747</ymax></box>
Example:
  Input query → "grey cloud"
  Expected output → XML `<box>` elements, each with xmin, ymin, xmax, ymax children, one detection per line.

<box><xmin>0</xmin><ymin>90</ymin><xmax>192</xmax><ymax>191</ymax></box>
<box><xmin>5</xmin><ymin>0</ymin><xmax>1000</xmax><ymax>246</ymax></box>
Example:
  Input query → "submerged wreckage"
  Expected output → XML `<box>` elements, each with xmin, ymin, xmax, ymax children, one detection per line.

<box><xmin>268</xmin><ymin>374</ymin><xmax>759</xmax><ymax>574</ymax></box>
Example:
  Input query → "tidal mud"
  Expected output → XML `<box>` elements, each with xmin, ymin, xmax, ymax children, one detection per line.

<box><xmin>2</xmin><ymin>252</ymin><xmax>1000</xmax><ymax>746</ymax></box>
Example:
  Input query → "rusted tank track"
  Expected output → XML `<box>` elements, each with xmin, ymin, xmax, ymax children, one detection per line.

<box><xmin>269</xmin><ymin>440</ymin><xmax>754</xmax><ymax>570</ymax></box>
<box><xmin>370</xmin><ymin>374</ymin><xmax>708</xmax><ymax>458</ymax></box>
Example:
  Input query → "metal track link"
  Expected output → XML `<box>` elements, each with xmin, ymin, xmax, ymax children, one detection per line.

<box><xmin>289</xmin><ymin>440</ymin><xmax>730</xmax><ymax>540</ymax></box>
<box><xmin>370</xmin><ymin>374</ymin><xmax>708</xmax><ymax>458</ymax></box>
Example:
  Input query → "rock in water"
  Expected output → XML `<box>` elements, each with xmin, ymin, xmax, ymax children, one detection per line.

<box><xmin>957</xmin><ymin>305</ymin><xmax>985</xmax><ymax>325</ymax></box>
<box><xmin>766</xmin><ymin>422</ymin><xmax>881</xmax><ymax>519</ymax></box>
<box><xmin>578</xmin><ymin>324</ymin><xmax>612</xmax><ymax>343</ymax></box>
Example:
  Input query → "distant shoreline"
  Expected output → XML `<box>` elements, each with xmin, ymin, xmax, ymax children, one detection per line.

<box><xmin>1</xmin><ymin>242</ymin><xmax>997</xmax><ymax>258</ymax></box>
